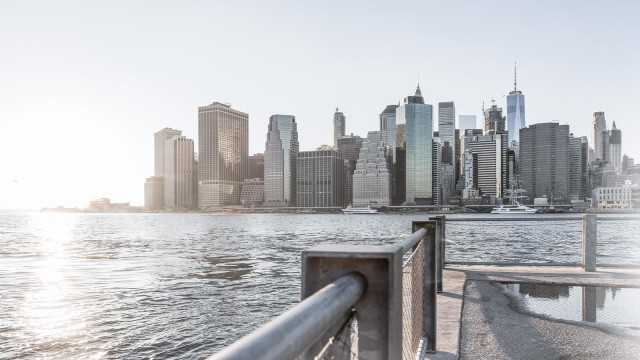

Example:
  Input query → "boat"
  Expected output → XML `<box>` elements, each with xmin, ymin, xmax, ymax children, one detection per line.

<box><xmin>491</xmin><ymin>178</ymin><xmax>537</xmax><ymax>214</ymax></box>
<box><xmin>341</xmin><ymin>205</ymin><xmax>378</xmax><ymax>214</ymax></box>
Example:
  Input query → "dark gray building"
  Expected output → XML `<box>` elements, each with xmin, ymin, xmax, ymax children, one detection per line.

<box><xmin>337</xmin><ymin>135</ymin><xmax>364</xmax><ymax>206</ymax></box>
<box><xmin>568</xmin><ymin>134</ymin><xmax>589</xmax><ymax>200</ymax></box>
<box><xmin>519</xmin><ymin>122</ymin><xmax>570</xmax><ymax>204</ymax></box>
<box><xmin>296</xmin><ymin>150</ymin><xmax>345</xmax><ymax>207</ymax></box>
<box><xmin>248</xmin><ymin>153</ymin><xmax>265</xmax><ymax>180</ymax></box>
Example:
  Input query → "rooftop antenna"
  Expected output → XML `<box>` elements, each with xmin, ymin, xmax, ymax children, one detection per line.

<box><xmin>514</xmin><ymin>61</ymin><xmax>517</xmax><ymax>92</ymax></box>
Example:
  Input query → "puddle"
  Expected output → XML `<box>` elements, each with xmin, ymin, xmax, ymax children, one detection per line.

<box><xmin>502</xmin><ymin>283</ymin><xmax>640</xmax><ymax>336</ymax></box>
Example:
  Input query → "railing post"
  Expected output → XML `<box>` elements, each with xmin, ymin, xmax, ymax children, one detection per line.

<box><xmin>412</xmin><ymin>220</ymin><xmax>437</xmax><ymax>353</ymax></box>
<box><xmin>582</xmin><ymin>214</ymin><xmax>597</xmax><ymax>272</ymax></box>
<box><xmin>429</xmin><ymin>216</ymin><xmax>444</xmax><ymax>293</ymax></box>
<box><xmin>301</xmin><ymin>244</ymin><xmax>403</xmax><ymax>360</ymax></box>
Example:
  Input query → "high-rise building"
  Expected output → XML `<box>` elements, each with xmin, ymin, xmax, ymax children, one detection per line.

<box><xmin>380</xmin><ymin>105</ymin><xmax>398</xmax><ymax>162</ymax></box>
<box><xmin>337</xmin><ymin>135</ymin><xmax>364</xmax><ymax>206</ymax></box>
<box><xmin>296</xmin><ymin>149</ymin><xmax>345</xmax><ymax>207</ymax></box>
<box><xmin>164</xmin><ymin>135</ymin><xmax>195</xmax><ymax>209</ymax></box>
<box><xmin>609</xmin><ymin>121</ymin><xmax>622</xmax><ymax>174</ymax></box>
<box><xmin>144</xmin><ymin>176</ymin><xmax>164</xmax><ymax>210</ymax></box>
<box><xmin>458</xmin><ymin>115</ymin><xmax>477</xmax><ymax>135</ymax></box>
<box><xmin>396</xmin><ymin>124</ymin><xmax>406</xmax><ymax>148</ymax></box>
<box><xmin>198</xmin><ymin>102</ymin><xmax>249</xmax><ymax>208</ymax></box>
<box><xmin>506</xmin><ymin>64</ymin><xmax>525</xmax><ymax>145</ymax></box>
<box><xmin>352</xmin><ymin>131</ymin><xmax>391</xmax><ymax>207</ymax></box>
<box><xmin>264</xmin><ymin>114</ymin><xmax>299</xmax><ymax>207</ymax></box>
<box><xmin>154</xmin><ymin>128</ymin><xmax>182</xmax><ymax>177</ymax></box>
<box><xmin>483</xmin><ymin>102</ymin><xmax>506</xmax><ymax>136</ymax></box>
<box><xmin>520</xmin><ymin>122</ymin><xmax>570</xmax><ymax>204</ymax></box>
<box><xmin>395</xmin><ymin>147</ymin><xmax>406</xmax><ymax>205</ymax></box>
<box><xmin>591</xmin><ymin>112</ymin><xmax>607</xmax><ymax>161</ymax></box>
<box><xmin>438</xmin><ymin>101</ymin><xmax>455</xmax><ymax>196</ymax></box>
<box><xmin>462</xmin><ymin>150</ymin><xmax>479</xmax><ymax>199</ymax></box>
<box><xmin>568</xmin><ymin>134</ymin><xmax>589</xmax><ymax>200</ymax></box>
<box><xmin>333</xmin><ymin>108</ymin><xmax>346</xmax><ymax>148</ymax></box>
<box><xmin>397</xmin><ymin>85</ymin><xmax>434</xmax><ymax>205</ymax></box>
<box><xmin>240</xmin><ymin>178</ymin><xmax>264</xmax><ymax>208</ymax></box>
<box><xmin>248</xmin><ymin>153</ymin><xmax>265</xmax><ymax>180</ymax></box>
<box><xmin>465</xmin><ymin>133</ymin><xmax>508</xmax><ymax>198</ymax></box>
<box><xmin>432</xmin><ymin>138</ymin><xmax>442</xmax><ymax>205</ymax></box>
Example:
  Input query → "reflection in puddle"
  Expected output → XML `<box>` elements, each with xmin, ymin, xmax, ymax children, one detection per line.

<box><xmin>502</xmin><ymin>283</ymin><xmax>640</xmax><ymax>336</ymax></box>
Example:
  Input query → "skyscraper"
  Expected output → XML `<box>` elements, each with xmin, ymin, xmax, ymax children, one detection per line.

<box><xmin>568</xmin><ymin>134</ymin><xmax>589</xmax><ymax>200</ymax></box>
<box><xmin>333</xmin><ymin>108</ymin><xmax>346</xmax><ymax>148</ymax></box>
<box><xmin>164</xmin><ymin>135</ymin><xmax>195</xmax><ymax>210</ymax></box>
<box><xmin>264</xmin><ymin>114</ymin><xmax>299</xmax><ymax>207</ymax></box>
<box><xmin>520</xmin><ymin>122</ymin><xmax>570</xmax><ymax>204</ymax></box>
<box><xmin>380</xmin><ymin>105</ymin><xmax>398</xmax><ymax>162</ymax></box>
<box><xmin>465</xmin><ymin>134</ymin><xmax>508</xmax><ymax>198</ymax></box>
<box><xmin>248</xmin><ymin>153</ymin><xmax>265</xmax><ymax>180</ymax></box>
<box><xmin>591</xmin><ymin>112</ymin><xmax>607</xmax><ymax>161</ymax></box>
<box><xmin>609</xmin><ymin>121</ymin><xmax>622</xmax><ymax>174</ymax></box>
<box><xmin>198</xmin><ymin>102</ymin><xmax>249</xmax><ymax>208</ymax></box>
<box><xmin>296</xmin><ymin>149</ymin><xmax>345</xmax><ymax>207</ymax></box>
<box><xmin>352</xmin><ymin>131</ymin><xmax>391</xmax><ymax>207</ymax></box>
<box><xmin>483</xmin><ymin>102</ymin><xmax>506</xmax><ymax>136</ymax></box>
<box><xmin>337</xmin><ymin>135</ymin><xmax>364</xmax><ymax>206</ymax></box>
<box><xmin>397</xmin><ymin>85</ymin><xmax>434</xmax><ymax>205</ymax></box>
<box><xmin>506</xmin><ymin>64</ymin><xmax>525</xmax><ymax>146</ymax></box>
<box><xmin>438</xmin><ymin>101</ymin><xmax>455</xmax><ymax>196</ymax></box>
<box><xmin>154</xmin><ymin>128</ymin><xmax>182</xmax><ymax>177</ymax></box>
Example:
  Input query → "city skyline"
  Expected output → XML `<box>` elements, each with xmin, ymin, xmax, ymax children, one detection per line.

<box><xmin>1</xmin><ymin>1</ymin><xmax>638</xmax><ymax>209</ymax></box>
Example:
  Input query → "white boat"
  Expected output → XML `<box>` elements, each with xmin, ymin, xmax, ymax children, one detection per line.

<box><xmin>491</xmin><ymin>177</ymin><xmax>537</xmax><ymax>214</ymax></box>
<box><xmin>341</xmin><ymin>205</ymin><xmax>378</xmax><ymax>214</ymax></box>
<box><xmin>491</xmin><ymin>204</ymin><xmax>537</xmax><ymax>214</ymax></box>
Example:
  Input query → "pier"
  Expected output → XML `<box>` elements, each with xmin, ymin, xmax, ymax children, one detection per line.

<box><xmin>210</xmin><ymin>215</ymin><xmax>640</xmax><ymax>360</ymax></box>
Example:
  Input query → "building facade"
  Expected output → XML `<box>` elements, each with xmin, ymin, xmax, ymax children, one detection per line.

<box><xmin>380</xmin><ymin>105</ymin><xmax>398</xmax><ymax>163</ymax></box>
<box><xmin>198</xmin><ymin>102</ymin><xmax>249</xmax><ymax>208</ymax></box>
<box><xmin>337</xmin><ymin>135</ymin><xmax>364</xmax><ymax>206</ymax></box>
<box><xmin>333</xmin><ymin>108</ymin><xmax>346</xmax><ymax>148</ymax></box>
<box><xmin>506</xmin><ymin>66</ymin><xmax>525</xmax><ymax>145</ymax></box>
<box><xmin>591</xmin><ymin>112</ymin><xmax>607</xmax><ymax>162</ymax></box>
<box><xmin>464</xmin><ymin>133</ymin><xmax>508</xmax><ymax>198</ymax></box>
<box><xmin>296</xmin><ymin>149</ymin><xmax>345</xmax><ymax>207</ymax></box>
<box><xmin>154</xmin><ymin>128</ymin><xmax>182</xmax><ymax>177</ymax></box>
<box><xmin>609</xmin><ymin>122</ymin><xmax>622</xmax><ymax>174</ymax></box>
<box><xmin>248</xmin><ymin>153</ymin><xmax>265</xmax><ymax>180</ymax></box>
<box><xmin>264</xmin><ymin>114</ymin><xmax>299</xmax><ymax>207</ymax></box>
<box><xmin>458</xmin><ymin>115</ymin><xmax>476</xmax><ymax>135</ymax></box>
<box><xmin>240</xmin><ymin>178</ymin><xmax>264</xmax><ymax>207</ymax></box>
<box><xmin>438</xmin><ymin>101</ymin><xmax>455</xmax><ymax>196</ymax></box>
<box><xmin>483</xmin><ymin>102</ymin><xmax>506</xmax><ymax>136</ymax></box>
<box><xmin>144</xmin><ymin>176</ymin><xmax>164</xmax><ymax>210</ymax></box>
<box><xmin>519</xmin><ymin>122</ymin><xmax>570</xmax><ymax>204</ymax></box>
<box><xmin>352</xmin><ymin>131</ymin><xmax>392</xmax><ymax>207</ymax></box>
<box><xmin>397</xmin><ymin>85</ymin><xmax>434</xmax><ymax>205</ymax></box>
<box><xmin>164</xmin><ymin>135</ymin><xmax>195</xmax><ymax>209</ymax></box>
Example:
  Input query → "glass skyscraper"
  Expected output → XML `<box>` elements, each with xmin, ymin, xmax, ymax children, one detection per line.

<box><xmin>506</xmin><ymin>66</ymin><xmax>525</xmax><ymax>146</ymax></box>
<box><xmin>264</xmin><ymin>114</ymin><xmax>299</xmax><ymax>207</ymax></box>
<box><xmin>396</xmin><ymin>85</ymin><xmax>434</xmax><ymax>205</ymax></box>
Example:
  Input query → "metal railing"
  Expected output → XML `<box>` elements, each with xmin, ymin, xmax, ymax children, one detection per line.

<box><xmin>209</xmin><ymin>220</ymin><xmax>442</xmax><ymax>360</ymax></box>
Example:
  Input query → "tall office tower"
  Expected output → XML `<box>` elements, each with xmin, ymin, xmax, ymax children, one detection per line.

<box><xmin>333</xmin><ymin>108</ymin><xmax>346</xmax><ymax>148</ymax></box>
<box><xmin>352</xmin><ymin>131</ymin><xmax>391</xmax><ymax>207</ymax></box>
<box><xmin>506</xmin><ymin>64</ymin><xmax>525</xmax><ymax>145</ymax></box>
<box><xmin>397</xmin><ymin>85</ymin><xmax>434</xmax><ymax>205</ymax></box>
<box><xmin>432</xmin><ymin>139</ymin><xmax>442</xmax><ymax>205</ymax></box>
<box><xmin>623</xmin><ymin>154</ymin><xmax>630</xmax><ymax>173</ymax></box>
<box><xmin>164</xmin><ymin>135</ymin><xmax>195</xmax><ymax>210</ymax></box>
<box><xmin>380</xmin><ymin>105</ymin><xmax>398</xmax><ymax>162</ymax></box>
<box><xmin>198</xmin><ymin>102</ymin><xmax>248</xmax><ymax>208</ymax></box>
<box><xmin>264</xmin><ymin>114</ymin><xmax>299</xmax><ymax>207</ymax></box>
<box><xmin>154</xmin><ymin>128</ymin><xmax>182</xmax><ymax>177</ymax></box>
<box><xmin>462</xmin><ymin>150</ymin><xmax>479</xmax><ymax>199</ymax></box>
<box><xmin>568</xmin><ymin>134</ymin><xmax>589</xmax><ymax>200</ymax></box>
<box><xmin>395</xmin><ymin>147</ymin><xmax>406</xmax><ymax>205</ymax></box>
<box><xmin>296</xmin><ymin>149</ymin><xmax>345</xmax><ymax>207</ymax></box>
<box><xmin>507</xmin><ymin>149</ymin><xmax>517</xmax><ymax>187</ymax></box>
<box><xmin>458</xmin><ymin>115</ymin><xmax>477</xmax><ymax>135</ymax></box>
<box><xmin>438</xmin><ymin>102</ymin><xmax>456</xmax><ymax>196</ymax></box>
<box><xmin>520</xmin><ymin>122</ymin><xmax>570</xmax><ymax>204</ymax></box>
<box><xmin>144</xmin><ymin>176</ymin><xmax>164</xmax><ymax>210</ymax></box>
<box><xmin>609</xmin><ymin>122</ymin><xmax>622</xmax><ymax>174</ymax></box>
<box><xmin>454</xmin><ymin>129</ymin><xmax>461</xmax><ymax>193</ymax></box>
<box><xmin>591</xmin><ymin>112</ymin><xmax>607</xmax><ymax>161</ymax></box>
<box><xmin>248</xmin><ymin>153</ymin><xmax>265</xmax><ymax>180</ymax></box>
<box><xmin>337</xmin><ymin>135</ymin><xmax>364</xmax><ymax>206</ymax></box>
<box><xmin>459</xmin><ymin>128</ymin><xmax>484</xmax><ymax>176</ymax></box>
<box><xmin>483</xmin><ymin>102</ymin><xmax>506</xmax><ymax>136</ymax></box>
<box><xmin>465</xmin><ymin>134</ymin><xmax>508</xmax><ymax>199</ymax></box>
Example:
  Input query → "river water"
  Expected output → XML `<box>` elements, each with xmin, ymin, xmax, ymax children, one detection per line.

<box><xmin>0</xmin><ymin>211</ymin><xmax>638</xmax><ymax>359</ymax></box>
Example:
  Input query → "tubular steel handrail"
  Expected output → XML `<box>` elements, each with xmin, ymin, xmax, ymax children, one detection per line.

<box><xmin>209</xmin><ymin>272</ymin><xmax>367</xmax><ymax>360</ymax></box>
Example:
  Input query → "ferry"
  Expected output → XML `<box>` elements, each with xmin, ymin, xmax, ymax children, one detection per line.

<box><xmin>490</xmin><ymin>204</ymin><xmax>537</xmax><ymax>214</ymax></box>
<box><xmin>341</xmin><ymin>205</ymin><xmax>378</xmax><ymax>214</ymax></box>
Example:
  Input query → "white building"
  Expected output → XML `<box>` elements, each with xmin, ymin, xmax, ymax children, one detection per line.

<box><xmin>164</xmin><ymin>135</ymin><xmax>195</xmax><ymax>209</ymax></box>
<box><xmin>379</xmin><ymin>105</ymin><xmax>398</xmax><ymax>163</ymax></box>
<box><xmin>592</xmin><ymin>181</ymin><xmax>640</xmax><ymax>209</ymax></box>
<box><xmin>352</xmin><ymin>131</ymin><xmax>391</xmax><ymax>207</ymax></box>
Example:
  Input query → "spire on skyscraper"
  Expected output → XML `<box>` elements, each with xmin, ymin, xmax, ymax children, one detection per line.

<box><xmin>612</xmin><ymin>121</ymin><xmax>617</xmax><ymax>130</ymax></box>
<box><xmin>415</xmin><ymin>83</ymin><xmax>422</xmax><ymax>97</ymax></box>
<box><xmin>514</xmin><ymin>61</ymin><xmax>517</xmax><ymax>92</ymax></box>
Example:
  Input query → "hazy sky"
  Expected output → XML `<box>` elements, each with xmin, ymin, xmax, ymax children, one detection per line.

<box><xmin>1</xmin><ymin>1</ymin><xmax>638</xmax><ymax>209</ymax></box>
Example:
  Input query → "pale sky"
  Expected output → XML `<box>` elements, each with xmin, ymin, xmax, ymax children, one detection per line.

<box><xmin>1</xmin><ymin>0</ymin><xmax>638</xmax><ymax>209</ymax></box>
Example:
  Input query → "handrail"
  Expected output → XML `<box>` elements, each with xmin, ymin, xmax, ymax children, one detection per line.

<box><xmin>209</xmin><ymin>272</ymin><xmax>367</xmax><ymax>360</ymax></box>
<box><xmin>398</xmin><ymin>227</ymin><xmax>427</xmax><ymax>254</ymax></box>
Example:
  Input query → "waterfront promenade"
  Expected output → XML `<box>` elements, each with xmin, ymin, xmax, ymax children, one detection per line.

<box><xmin>427</xmin><ymin>265</ymin><xmax>640</xmax><ymax>360</ymax></box>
